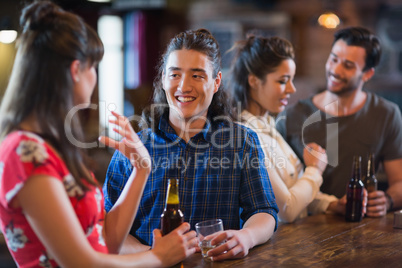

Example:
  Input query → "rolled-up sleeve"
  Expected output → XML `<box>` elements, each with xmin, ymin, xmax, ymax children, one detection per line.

<box><xmin>239</xmin><ymin>130</ymin><xmax>279</xmax><ymax>230</ymax></box>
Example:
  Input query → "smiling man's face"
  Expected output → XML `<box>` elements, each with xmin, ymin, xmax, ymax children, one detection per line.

<box><xmin>325</xmin><ymin>39</ymin><xmax>369</xmax><ymax>95</ymax></box>
<box><xmin>162</xmin><ymin>49</ymin><xmax>221</xmax><ymax>124</ymax></box>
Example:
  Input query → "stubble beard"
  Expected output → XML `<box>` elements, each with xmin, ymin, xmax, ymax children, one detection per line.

<box><xmin>326</xmin><ymin>74</ymin><xmax>361</xmax><ymax>97</ymax></box>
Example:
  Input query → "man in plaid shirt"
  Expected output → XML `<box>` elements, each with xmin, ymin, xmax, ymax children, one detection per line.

<box><xmin>103</xmin><ymin>29</ymin><xmax>278</xmax><ymax>261</ymax></box>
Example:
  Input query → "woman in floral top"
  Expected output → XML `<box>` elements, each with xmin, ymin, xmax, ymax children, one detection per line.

<box><xmin>0</xmin><ymin>1</ymin><xmax>197</xmax><ymax>267</ymax></box>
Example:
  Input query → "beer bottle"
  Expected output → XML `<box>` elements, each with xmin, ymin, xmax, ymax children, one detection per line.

<box><xmin>364</xmin><ymin>153</ymin><xmax>378</xmax><ymax>193</ymax></box>
<box><xmin>161</xmin><ymin>178</ymin><xmax>184</xmax><ymax>235</ymax></box>
<box><xmin>345</xmin><ymin>155</ymin><xmax>364</xmax><ymax>222</ymax></box>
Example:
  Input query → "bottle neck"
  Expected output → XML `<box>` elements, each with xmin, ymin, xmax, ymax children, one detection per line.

<box><xmin>366</xmin><ymin>153</ymin><xmax>376</xmax><ymax>177</ymax></box>
<box><xmin>165</xmin><ymin>203</ymin><xmax>180</xmax><ymax>210</ymax></box>
<box><xmin>352</xmin><ymin>155</ymin><xmax>362</xmax><ymax>181</ymax></box>
<box><xmin>165</xmin><ymin>179</ymin><xmax>180</xmax><ymax>207</ymax></box>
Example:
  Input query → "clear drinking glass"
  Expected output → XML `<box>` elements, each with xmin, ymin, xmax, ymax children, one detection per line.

<box><xmin>195</xmin><ymin>219</ymin><xmax>224</xmax><ymax>261</ymax></box>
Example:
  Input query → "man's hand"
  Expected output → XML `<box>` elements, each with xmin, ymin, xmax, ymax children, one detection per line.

<box><xmin>205</xmin><ymin>229</ymin><xmax>253</xmax><ymax>261</ymax></box>
<box><xmin>365</xmin><ymin>190</ymin><xmax>387</xmax><ymax>217</ymax></box>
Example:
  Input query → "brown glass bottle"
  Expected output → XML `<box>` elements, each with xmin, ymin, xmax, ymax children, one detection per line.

<box><xmin>345</xmin><ymin>156</ymin><xmax>364</xmax><ymax>222</ymax></box>
<box><xmin>161</xmin><ymin>178</ymin><xmax>184</xmax><ymax>235</ymax></box>
<box><xmin>364</xmin><ymin>153</ymin><xmax>378</xmax><ymax>193</ymax></box>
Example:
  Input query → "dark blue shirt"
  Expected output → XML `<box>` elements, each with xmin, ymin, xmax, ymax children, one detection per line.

<box><xmin>103</xmin><ymin>115</ymin><xmax>278</xmax><ymax>246</ymax></box>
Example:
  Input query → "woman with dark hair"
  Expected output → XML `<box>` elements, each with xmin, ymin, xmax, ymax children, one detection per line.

<box><xmin>0</xmin><ymin>1</ymin><xmax>197</xmax><ymax>267</ymax></box>
<box><xmin>104</xmin><ymin>29</ymin><xmax>278</xmax><ymax>261</ymax></box>
<box><xmin>228</xmin><ymin>35</ymin><xmax>340</xmax><ymax>223</ymax></box>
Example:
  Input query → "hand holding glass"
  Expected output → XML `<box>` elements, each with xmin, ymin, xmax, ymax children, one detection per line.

<box><xmin>195</xmin><ymin>219</ymin><xmax>224</xmax><ymax>260</ymax></box>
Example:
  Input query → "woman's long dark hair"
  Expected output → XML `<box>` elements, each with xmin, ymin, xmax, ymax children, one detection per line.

<box><xmin>140</xmin><ymin>28</ymin><xmax>234</xmax><ymax>130</ymax></box>
<box><xmin>0</xmin><ymin>1</ymin><xmax>104</xmax><ymax>190</ymax></box>
<box><xmin>228</xmin><ymin>35</ymin><xmax>295</xmax><ymax>112</ymax></box>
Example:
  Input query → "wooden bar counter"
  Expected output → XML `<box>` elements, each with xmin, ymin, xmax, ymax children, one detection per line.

<box><xmin>179</xmin><ymin>212</ymin><xmax>402</xmax><ymax>267</ymax></box>
<box><xmin>1</xmin><ymin>213</ymin><xmax>401</xmax><ymax>267</ymax></box>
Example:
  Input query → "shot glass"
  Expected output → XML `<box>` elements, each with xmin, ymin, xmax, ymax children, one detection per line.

<box><xmin>195</xmin><ymin>219</ymin><xmax>224</xmax><ymax>261</ymax></box>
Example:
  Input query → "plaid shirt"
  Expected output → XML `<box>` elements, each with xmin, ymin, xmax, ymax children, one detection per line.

<box><xmin>103</xmin><ymin>115</ymin><xmax>278</xmax><ymax>246</ymax></box>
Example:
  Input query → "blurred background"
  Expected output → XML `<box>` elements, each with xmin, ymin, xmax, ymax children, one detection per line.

<box><xmin>0</xmin><ymin>0</ymin><xmax>401</xmax><ymax>266</ymax></box>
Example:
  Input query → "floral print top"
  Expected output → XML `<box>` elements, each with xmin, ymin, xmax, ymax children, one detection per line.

<box><xmin>0</xmin><ymin>131</ymin><xmax>108</xmax><ymax>267</ymax></box>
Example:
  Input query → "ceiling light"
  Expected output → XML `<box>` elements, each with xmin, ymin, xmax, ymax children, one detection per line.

<box><xmin>0</xmin><ymin>30</ymin><xmax>17</xmax><ymax>44</ymax></box>
<box><xmin>0</xmin><ymin>17</ymin><xmax>17</xmax><ymax>44</ymax></box>
<box><xmin>318</xmin><ymin>12</ymin><xmax>341</xmax><ymax>29</ymax></box>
